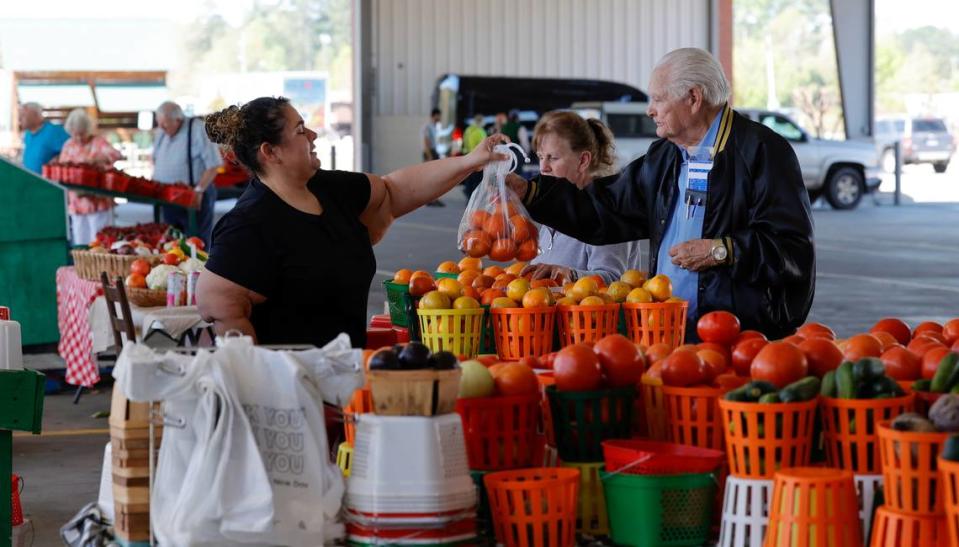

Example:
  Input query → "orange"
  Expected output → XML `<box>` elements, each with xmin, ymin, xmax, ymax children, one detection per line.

<box><xmin>483</xmin><ymin>265</ymin><xmax>505</xmax><ymax>278</ymax></box>
<box><xmin>620</xmin><ymin>269</ymin><xmax>647</xmax><ymax>288</ymax></box>
<box><xmin>508</xmin><ymin>215</ymin><xmax>531</xmax><ymax>242</ymax></box>
<box><xmin>480</xmin><ymin>288</ymin><xmax>506</xmax><ymax>305</ymax></box>
<box><xmin>515</xmin><ymin>239</ymin><xmax>539</xmax><ymax>261</ymax></box>
<box><xmin>504</xmin><ymin>262</ymin><xmax>527</xmax><ymax>276</ymax></box>
<box><xmin>436</xmin><ymin>260</ymin><xmax>460</xmax><ymax>274</ymax></box>
<box><xmin>506</xmin><ymin>278</ymin><xmax>532</xmax><ymax>302</ymax></box>
<box><xmin>392</xmin><ymin>268</ymin><xmax>413</xmax><ymax>284</ymax></box>
<box><xmin>408</xmin><ymin>276</ymin><xmax>435</xmax><ymax>297</ymax></box>
<box><xmin>470</xmin><ymin>210</ymin><xmax>491</xmax><ymax>230</ymax></box>
<box><xmin>457</xmin><ymin>269</ymin><xmax>481</xmax><ymax>286</ymax></box>
<box><xmin>419</xmin><ymin>290</ymin><xmax>451</xmax><ymax>310</ymax></box>
<box><xmin>462</xmin><ymin>285</ymin><xmax>481</xmax><ymax>300</ymax></box>
<box><xmin>472</xmin><ymin>274</ymin><xmax>495</xmax><ymax>290</ymax></box>
<box><xmin>436</xmin><ymin>278</ymin><xmax>464</xmax><ymax>300</ymax></box>
<box><xmin>125</xmin><ymin>273</ymin><xmax>147</xmax><ymax>289</ymax></box>
<box><xmin>642</xmin><ymin>274</ymin><xmax>672</xmax><ymax>302</ymax></box>
<box><xmin>483</xmin><ymin>214</ymin><xmax>509</xmax><ymax>238</ymax></box>
<box><xmin>530</xmin><ymin>278</ymin><xmax>558</xmax><ymax>289</ymax></box>
<box><xmin>605</xmin><ymin>281</ymin><xmax>632</xmax><ymax>303</ymax></box>
<box><xmin>570</xmin><ymin>277</ymin><xmax>599</xmax><ymax>302</ymax></box>
<box><xmin>493</xmin><ymin>362</ymin><xmax>539</xmax><ymax>396</ymax></box>
<box><xmin>555</xmin><ymin>296</ymin><xmax>577</xmax><ymax>306</ymax></box>
<box><xmin>522</xmin><ymin>287</ymin><xmax>553</xmax><ymax>308</ymax></box>
<box><xmin>453</xmin><ymin>296</ymin><xmax>481</xmax><ymax>309</ymax></box>
<box><xmin>579</xmin><ymin>295</ymin><xmax>606</xmax><ymax>306</ymax></box>
<box><xmin>490</xmin><ymin>297</ymin><xmax>519</xmax><ymax>309</ymax></box>
<box><xmin>457</xmin><ymin>256</ymin><xmax>483</xmax><ymax>272</ymax></box>
<box><xmin>489</xmin><ymin>238</ymin><xmax>517</xmax><ymax>262</ymax></box>
<box><xmin>462</xmin><ymin>230</ymin><xmax>492</xmax><ymax>258</ymax></box>
<box><xmin>410</xmin><ymin>270</ymin><xmax>433</xmax><ymax>282</ymax></box>
<box><xmin>584</xmin><ymin>274</ymin><xmax>607</xmax><ymax>289</ymax></box>
<box><xmin>130</xmin><ymin>258</ymin><xmax>152</xmax><ymax>277</ymax></box>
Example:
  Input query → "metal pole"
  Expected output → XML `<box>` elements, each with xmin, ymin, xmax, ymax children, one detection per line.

<box><xmin>331</xmin><ymin>144</ymin><xmax>336</xmax><ymax>171</ymax></box>
<box><xmin>894</xmin><ymin>141</ymin><xmax>902</xmax><ymax>206</ymax></box>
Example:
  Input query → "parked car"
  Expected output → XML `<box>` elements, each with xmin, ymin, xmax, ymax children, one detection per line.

<box><xmin>875</xmin><ymin>116</ymin><xmax>955</xmax><ymax>173</ymax></box>
<box><xmin>573</xmin><ymin>102</ymin><xmax>882</xmax><ymax>210</ymax></box>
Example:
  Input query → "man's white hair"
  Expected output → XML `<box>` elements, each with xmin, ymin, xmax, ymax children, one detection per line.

<box><xmin>654</xmin><ymin>48</ymin><xmax>731</xmax><ymax>107</ymax></box>
<box><xmin>64</xmin><ymin>108</ymin><xmax>93</xmax><ymax>136</ymax></box>
<box><xmin>156</xmin><ymin>101</ymin><xmax>185</xmax><ymax>121</ymax></box>
<box><xmin>20</xmin><ymin>102</ymin><xmax>43</xmax><ymax>115</ymax></box>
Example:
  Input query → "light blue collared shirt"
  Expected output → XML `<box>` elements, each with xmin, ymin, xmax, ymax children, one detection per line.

<box><xmin>655</xmin><ymin>109</ymin><xmax>725</xmax><ymax>324</ymax></box>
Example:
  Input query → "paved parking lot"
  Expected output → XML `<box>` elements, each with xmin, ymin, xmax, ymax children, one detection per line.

<box><xmin>16</xmin><ymin>157</ymin><xmax>957</xmax><ymax>544</ymax></box>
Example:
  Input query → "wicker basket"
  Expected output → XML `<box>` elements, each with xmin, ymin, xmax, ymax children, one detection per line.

<box><xmin>71</xmin><ymin>250</ymin><xmax>162</xmax><ymax>282</ymax></box>
<box><xmin>125</xmin><ymin>287</ymin><xmax>166</xmax><ymax>308</ymax></box>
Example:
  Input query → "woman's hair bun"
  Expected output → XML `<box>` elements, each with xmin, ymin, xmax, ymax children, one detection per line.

<box><xmin>205</xmin><ymin>105</ymin><xmax>243</xmax><ymax>147</ymax></box>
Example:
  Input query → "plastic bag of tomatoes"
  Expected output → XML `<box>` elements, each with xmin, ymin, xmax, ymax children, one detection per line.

<box><xmin>458</xmin><ymin>143</ymin><xmax>540</xmax><ymax>263</ymax></box>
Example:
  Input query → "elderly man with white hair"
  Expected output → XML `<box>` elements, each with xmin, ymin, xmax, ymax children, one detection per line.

<box><xmin>18</xmin><ymin>102</ymin><xmax>69</xmax><ymax>174</ymax></box>
<box><xmin>59</xmin><ymin>108</ymin><xmax>123</xmax><ymax>244</ymax></box>
<box><xmin>509</xmin><ymin>47</ymin><xmax>815</xmax><ymax>341</ymax></box>
<box><xmin>153</xmin><ymin>101</ymin><xmax>224</xmax><ymax>246</ymax></box>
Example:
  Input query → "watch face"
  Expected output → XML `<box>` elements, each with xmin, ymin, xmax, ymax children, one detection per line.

<box><xmin>713</xmin><ymin>245</ymin><xmax>727</xmax><ymax>260</ymax></box>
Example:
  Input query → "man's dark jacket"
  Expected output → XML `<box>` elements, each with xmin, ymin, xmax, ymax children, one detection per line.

<box><xmin>523</xmin><ymin>107</ymin><xmax>815</xmax><ymax>339</ymax></box>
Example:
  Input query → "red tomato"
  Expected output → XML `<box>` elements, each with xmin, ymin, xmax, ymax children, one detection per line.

<box><xmin>730</xmin><ymin>338</ymin><xmax>768</xmax><ymax>376</ymax></box>
<box><xmin>697</xmin><ymin>311</ymin><xmax>741</xmax><ymax>346</ymax></box>
<box><xmin>713</xmin><ymin>372</ymin><xmax>750</xmax><ymax>391</ymax></box>
<box><xmin>697</xmin><ymin>349</ymin><xmax>728</xmax><ymax>381</ymax></box>
<box><xmin>943</xmin><ymin>319</ymin><xmax>959</xmax><ymax>346</ymax></box>
<box><xmin>553</xmin><ymin>343</ymin><xmax>604</xmax><ymax>391</ymax></box>
<box><xmin>880</xmin><ymin>346</ymin><xmax>922</xmax><ymax>381</ymax></box>
<box><xmin>797</xmin><ymin>322</ymin><xmax>837</xmax><ymax>340</ymax></box>
<box><xmin>129</xmin><ymin>258</ymin><xmax>152</xmax><ymax>276</ymax></box>
<box><xmin>540</xmin><ymin>352</ymin><xmax>558</xmax><ymax>370</ymax></box>
<box><xmin>870</xmin><ymin>331</ymin><xmax>900</xmax><ymax>353</ymax></box>
<box><xmin>697</xmin><ymin>342</ymin><xmax>731</xmax><ymax>367</ymax></box>
<box><xmin>661</xmin><ymin>349</ymin><xmax>706</xmax><ymax>387</ymax></box>
<box><xmin>734</xmin><ymin>330</ymin><xmax>768</xmax><ymax>345</ymax></box>
<box><xmin>843</xmin><ymin>333</ymin><xmax>883</xmax><ymax>361</ymax></box>
<box><xmin>517</xmin><ymin>356</ymin><xmax>541</xmax><ymax>369</ymax></box>
<box><xmin>750</xmin><ymin>342</ymin><xmax>809</xmax><ymax>388</ymax></box>
<box><xmin>781</xmin><ymin>334</ymin><xmax>806</xmax><ymax>346</ymax></box>
<box><xmin>645</xmin><ymin>343</ymin><xmax>672</xmax><ymax>365</ymax></box>
<box><xmin>593</xmin><ymin>334</ymin><xmax>646</xmax><ymax>388</ymax></box>
<box><xmin>798</xmin><ymin>338</ymin><xmax>843</xmax><ymax>378</ymax></box>
<box><xmin>907</xmin><ymin>336</ymin><xmax>944</xmax><ymax>357</ymax></box>
<box><xmin>492</xmin><ymin>363</ymin><xmax>539</xmax><ymax>396</ymax></box>
<box><xmin>870</xmin><ymin>317</ymin><xmax>912</xmax><ymax>346</ymax></box>
<box><xmin>476</xmin><ymin>355</ymin><xmax>499</xmax><ymax>367</ymax></box>
<box><xmin>162</xmin><ymin>252</ymin><xmax>181</xmax><ymax>265</ymax></box>
<box><xmin>645</xmin><ymin>360</ymin><xmax>664</xmax><ymax>380</ymax></box>
<box><xmin>913</xmin><ymin>321</ymin><xmax>944</xmax><ymax>340</ymax></box>
<box><xmin>186</xmin><ymin>236</ymin><xmax>205</xmax><ymax>250</ymax></box>
<box><xmin>921</xmin><ymin>347</ymin><xmax>955</xmax><ymax>380</ymax></box>
<box><xmin>916</xmin><ymin>331</ymin><xmax>948</xmax><ymax>345</ymax></box>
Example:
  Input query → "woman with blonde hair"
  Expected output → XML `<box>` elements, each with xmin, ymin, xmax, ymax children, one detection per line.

<box><xmin>59</xmin><ymin>108</ymin><xmax>122</xmax><ymax>244</ymax></box>
<box><xmin>521</xmin><ymin>110</ymin><xmax>644</xmax><ymax>284</ymax></box>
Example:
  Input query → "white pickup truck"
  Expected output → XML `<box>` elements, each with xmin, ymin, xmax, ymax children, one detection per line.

<box><xmin>573</xmin><ymin>102</ymin><xmax>882</xmax><ymax>210</ymax></box>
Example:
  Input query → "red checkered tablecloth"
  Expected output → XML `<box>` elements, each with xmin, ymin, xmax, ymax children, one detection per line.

<box><xmin>57</xmin><ymin>266</ymin><xmax>102</xmax><ymax>387</ymax></box>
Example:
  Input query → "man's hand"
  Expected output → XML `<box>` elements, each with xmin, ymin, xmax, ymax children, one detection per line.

<box><xmin>520</xmin><ymin>263</ymin><xmax>575</xmax><ymax>284</ymax></box>
<box><xmin>669</xmin><ymin>239</ymin><xmax>717</xmax><ymax>272</ymax></box>
<box><xmin>505</xmin><ymin>173</ymin><xmax>529</xmax><ymax>200</ymax></box>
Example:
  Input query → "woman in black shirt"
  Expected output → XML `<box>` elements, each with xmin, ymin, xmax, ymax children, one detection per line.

<box><xmin>197</xmin><ymin>97</ymin><xmax>507</xmax><ymax>348</ymax></box>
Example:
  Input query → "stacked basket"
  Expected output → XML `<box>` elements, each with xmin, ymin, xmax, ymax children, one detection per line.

<box><xmin>109</xmin><ymin>386</ymin><xmax>161</xmax><ymax>545</ymax></box>
<box><xmin>344</xmin><ymin>366</ymin><xmax>478</xmax><ymax>545</ymax></box>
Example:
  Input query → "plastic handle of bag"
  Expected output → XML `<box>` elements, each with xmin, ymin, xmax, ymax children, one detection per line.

<box><xmin>488</xmin><ymin>142</ymin><xmax>528</xmax><ymax>176</ymax></box>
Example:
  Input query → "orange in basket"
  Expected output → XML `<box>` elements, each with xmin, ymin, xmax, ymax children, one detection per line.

<box><xmin>640</xmin><ymin>374</ymin><xmax>667</xmax><ymax>441</ymax></box>
<box><xmin>490</xmin><ymin>307</ymin><xmax>557</xmax><ymax>361</ymax></box>
<box><xmin>939</xmin><ymin>456</ymin><xmax>959</xmax><ymax>546</ymax></box>
<box><xmin>820</xmin><ymin>394</ymin><xmax>915</xmax><ymax>474</ymax></box>
<box><xmin>556</xmin><ymin>303</ymin><xmax>620</xmax><ymax>346</ymax></box>
<box><xmin>484</xmin><ymin>467</ymin><xmax>579</xmax><ymax>547</ymax></box>
<box><xmin>343</xmin><ymin>387</ymin><xmax>373</xmax><ymax>446</ymax></box>
<box><xmin>455</xmin><ymin>394</ymin><xmax>543</xmax><ymax>471</ymax></box>
<box><xmin>622</xmin><ymin>301</ymin><xmax>688</xmax><ymax>348</ymax></box>
<box><xmin>662</xmin><ymin>385</ymin><xmax>726</xmax><ymax>450</ymax></box>
<box><xmin>765</xmin><ymin>467</ymin><xmax>862</xmax><ymax>547</ymax></box>
<box><xmin>869</xmin><ymin>506</ymin><xmax>948</xmax><ymax>547</ymax></box>
<box><xmin>877</xmin><ymin>420</ymin><xmax>950</xmax><ymax>515</ymax></box>
<box><xmin>719</xmin><ymin>398</ymin><xmax>818</xmax><ymax>479</ymax></box>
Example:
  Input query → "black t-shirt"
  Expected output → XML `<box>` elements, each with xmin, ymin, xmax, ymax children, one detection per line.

<box><xmin>205</xmin><ymin>170</ymin><xmax>375</xmax><ymax>348</ymax></box>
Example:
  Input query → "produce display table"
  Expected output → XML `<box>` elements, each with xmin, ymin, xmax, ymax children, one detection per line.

<box><xmin>56</xmin><ymin>181</ymin><xmax>198</xmax><ymax>235</ymax></box>
<box><xmin>56</xmin><ymin>267</ymin><xmax>209</xmax><ymax>387</ymax></box>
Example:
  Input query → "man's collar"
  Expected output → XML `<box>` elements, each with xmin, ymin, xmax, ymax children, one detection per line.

<box><xmin>679</xmin><ymin>104</ymin><xmax>732</xmax><ymax>160</ymax></box>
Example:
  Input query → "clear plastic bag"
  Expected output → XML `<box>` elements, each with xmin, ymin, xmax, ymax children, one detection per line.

<box><xmin>457</xmin><ymin>143</ymin><xmax>540</xmax><ymax>262</ymax></box>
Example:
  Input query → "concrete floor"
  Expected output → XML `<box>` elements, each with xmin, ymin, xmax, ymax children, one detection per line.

<box><xmin>15</xmin><ymin>163</ymin><xmax>959</xmax><ymax>545</ymax></box>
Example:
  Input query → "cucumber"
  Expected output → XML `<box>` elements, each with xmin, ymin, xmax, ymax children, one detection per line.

<box><xmin>779</xmin><ymin>377</ymin><xmax>821</xmax><ymax>403</ymax></box>
<box><xmin>724</xmin><ymin>387</ymin><xmax>751</xmax><ymax>402</ymax></box>
<box><xmin>931</xmin><ymin>352</ymin><xmax>958</xmax><ymax>393</ymax></box>
<box><xmin>725</xmin><ymin>381</ymin><xmax>778</xmax><ymax>402</ymax></box>
<box><xmin>836</xmin><ymin>361</ymin><xmax>856</xmax><ymax>399</ymax></box>
<box><xmin>913</xmin><ymin>378</ymin><xmax>932</xmax><ymax>392</ymax></box>
<box><xmin>821</xmin><ymin>371</ymin><xmax>837</xmax><ymax>398</ymax></box>
<box><xmin>943</xmin><ymin>435</ymin><xmax>959</xmax><ymax>462</ymax></box>
<box><xmin>950</xmin><ymin>383</ymin><xmax>959</xmax><ymax>395</ymax></box>
<box><xmin>870</xmin><ymin>375</ymin><xmax>905</xmax><ymax>398</ymax></box>
<box><xmin>759</xmin><ymin>392</ymin><xmax>782</xmax><ymax>404</ymax></box>
<box><xmin>938</xmin><ymin>353</ymin><xmax>959</xmax><ymax>392</ymax></box>
<box><xmin>853</xmin><ymin>358</ymin><xmax>885</xmax><ymax>383</ymax></box>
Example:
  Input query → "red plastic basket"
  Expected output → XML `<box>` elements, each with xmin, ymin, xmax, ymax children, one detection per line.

<box><xmin>11</xmin><ymin>474</ymin><xmax>22</xmax><ymax>526</ymax></box>
<box><xmin>601</xmin><ymin>439</ymin><xmax>726</xmax><ymax>475</ymax></box>
<box><xmin>456</xmin><ymin>394</ymin><xmax>543</xmax><ymax>471</ymax></box>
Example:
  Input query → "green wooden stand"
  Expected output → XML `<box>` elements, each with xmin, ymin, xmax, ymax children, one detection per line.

<box><xmin>0</xmin><ymin>369</ymin><xmax>45</xmax><ymax>547</ymax></box>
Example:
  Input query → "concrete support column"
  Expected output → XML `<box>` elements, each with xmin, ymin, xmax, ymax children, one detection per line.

<box><xmin>830</xmin><ymin>0</ymin><xmax>874</xmax><ymax>139</ymax></box>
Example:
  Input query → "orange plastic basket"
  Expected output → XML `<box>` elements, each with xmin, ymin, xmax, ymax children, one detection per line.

<box><xmin>417</xmin><ymin>307</ymin><xmax>485</xmax><ymax>358</ymax></box>
<box><xmin>537</xmin><ymin>372</ymin><xmax>556</xmax><ymax>447</ymax></box>
<box><xmin>820</xmin><ymin>394</ymin><xmax>915</xmax><ymax>474</ymax></box>
<box><xmin>455</xmin><ymin>394</ymin><xmax>543</xmax><ymax>471</ymax></box>
<box><xmin>343</xmin><ymin>387</ymin><xmax>373</xmax><ymax>446</ymax></box>
<box><xmin>640</xmin><ymin>374</ymin><xmax>667</xmax><ymax>441</ymax></box>
<box><xmin>622</xmin><ymin>301</ymin><xmax>688</xmax><ymax>348</ymax></box>
<box><xmin>719</xmin><ymin>398</ymin><xmax>818</xmax><ymax>479</ymax></box>
<box><xmin>490</xmin><ymin>307</ymin><xmax>557</xmax><ymax>361</ymax></box>
<box><xmin>555</xmin><ymin>303</ymin><xmax>620</xmax><ymax>346</ymax></box>
<box><xmin>662</xmin><ymin>385</ymin><xmax>726</xmax><ymax>450</ymax></box>
<box><xmin>869</xmin><ymin>506</ymin><xmax>948</xmax><ymax>547</ymax></box>
<box><xmin>765</xmin><ymin>467</ymin><xmax>863</xmax><ymax>547</ymax></box>
<box><xmin>939</xmin><ymin>456</ymin><xmax>959</xmax><ymax>547</ymax></box>
<box><xmin>877</xmin><ymin>420</ymin><xmax>950</xmax><ymax>515</ymax></box>
<box><xmin>484</xmin><ymin>467</ymin><xmax>580</xmax><ymax>547</ymax></box>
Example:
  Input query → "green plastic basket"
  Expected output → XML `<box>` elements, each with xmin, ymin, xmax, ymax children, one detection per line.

<box><xmin>546</xmin><ymin>385</ymin><xmax>636</xmax><ymax>462</ymax></box>
<box><xmin>479</xmin><ymin>305</ymin><xmax>496</xmax><ymax>355</ymax></box>
<box><xmin>383</xmin><ymin>280</ymin><xmax>411</xmax><ymax>327</ymax></box>
<box><xmin>617</xmin><ymin>306</ymin><xmax>628</xmax><ymax>337</ymax></box>
<box><xmin>470</xmin><ymin>470</ymin><xmax>494</xmax><ymax>539</ymax></box>
<box><xmin>434</xmin><ymin>271</ymin><xmax>459</xmax><ymax>280</ymax></box>
<box><xmin>601</xmin><ymin>470</ymin><xmax>716</xmax><ymax>546</ymax></box>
